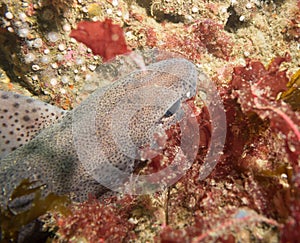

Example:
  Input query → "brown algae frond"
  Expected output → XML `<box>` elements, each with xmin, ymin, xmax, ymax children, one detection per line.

<box><xmin>0</xmin><ymin>179</ymin><xmax>70</xmax><ymax>242</ymax></box>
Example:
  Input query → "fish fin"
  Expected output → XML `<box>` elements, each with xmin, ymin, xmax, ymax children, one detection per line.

<box><xmin>0</xmin><ymin>91</ymin><xmax>66</xmax><ymax>159</ymax></box>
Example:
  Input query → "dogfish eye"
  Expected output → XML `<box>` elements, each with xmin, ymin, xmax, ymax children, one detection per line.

<box><xmin>163</xmin><ymin>99</ymin><xmax>181</xmax><ymax>118</ymax></box>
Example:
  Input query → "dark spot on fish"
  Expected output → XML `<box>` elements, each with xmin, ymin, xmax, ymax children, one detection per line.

<box><xmin>26</xmin><ymin>98</ymin><xmax>34</xmax><ymax>103</ymax></box>
<box><xmin>1</xmin><ymin>94</ymin><xmax>9</xmax><ymax>99</ymax></box>
<box><xmin>11</xmin><ymin>147</ymin><xmax>17</xmax><ymax>151</ymax></box>
<box><xmin>5</xmin><ymin>140</ymin><xmax>9</xmax><ymax>144</ymax></box>
<box><xmin>9</xmin><ymin>131</ymin><xmax>13</xmax><ymax>135</ymax></box>
<box><xmin>14</xmin><ymin>112</ymin><xmax>19</xmax><ymax>116</ymax></box>
<box><xmin>23</xmin><ymin>115</ymin><xmax>30</xmax><ymax>122</ymax></box>
<box><xmin>3</xmin><ymin>109</ymin><xmax>8</xmax><ymax>113</ymax></box>
<box><xmin>14</xmin><ymin>119</ymin><xmax>19</xmax><ymax>123</ymax></box>
<box><xmin>32</xmin><ymin>108</ymin><xmax>37</xmax><ymax>112</ymax></box>
<box><xmin>13</xmin><ymin>94</ymin><xmax>20</xmax><ymax>98</ymax></box>
<box><xmin>2</xmin><ymin>123</ymin><xmax>7</xmax><ymax>127</ymax></box>
<box><xmin>13</xmin><ymin>103</ymin><xmax>20</xmax><ymax>108</ymax></box>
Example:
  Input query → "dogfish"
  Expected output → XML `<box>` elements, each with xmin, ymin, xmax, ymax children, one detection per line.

<box><xmin>0</xmin><ymin>57</ymin><xmax>198</xmax><ymax>209</ymax></box>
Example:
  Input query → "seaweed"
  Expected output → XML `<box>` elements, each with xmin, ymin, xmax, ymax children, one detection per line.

<box><xmin>281</xmin><ymin>69</ymin><xmax>300</xmax><ymax>110</ymax></box>
<box><xmin>0</xmin><ymin>179</ymin><xmax>70</xmax><ymax>242</ymax></box>
<box><xmin>70</xmin><ymin>19</ymin><xmax>131</xmax><ymax>62</ymax></box>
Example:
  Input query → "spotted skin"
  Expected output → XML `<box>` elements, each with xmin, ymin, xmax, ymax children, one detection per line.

<box><xmin>0</xmin><ymin>58</ymin><xmax>198</xmax><ymax>208</ymax></box>
<box><xmin>0</xmin><ymin>91</ymin><xmax>66</xmax><ymax>160</ymax></box>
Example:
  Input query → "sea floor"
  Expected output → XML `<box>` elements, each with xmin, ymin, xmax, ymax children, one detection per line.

<box><xmin>0</xmin><ymin>0</ymin><xmax>299</xmax><ymax>242</ymax></box>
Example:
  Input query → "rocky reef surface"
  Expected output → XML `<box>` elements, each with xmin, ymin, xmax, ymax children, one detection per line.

<box><xmin>0</xmin><ymin>0</ymin><xmax>299</xmax><ymax>242</ymax></box>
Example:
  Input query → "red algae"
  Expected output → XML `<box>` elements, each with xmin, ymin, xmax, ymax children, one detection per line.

<box><xmin>70</xmin><ymin>19</ymin><xmax>131</xmax><ymax>62</ymax></box>
<box><xmin>159</xmin><ymin>19</ymin><xmax>233</xmax><ymax>61</ymax></box>
<box><xmin>54</xmin><ymin>196</ymin><xmax>136</xmax><ymax>242</ymax></box>
<box><xmin>191</xmin><ymin>19</ymin><xmax>233</xmax><ymax>60</ymax></box>
<box><xmin>230</xmin><ymin>53</ymin><xmax>299</xmax><ymax>165</ymax></box>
